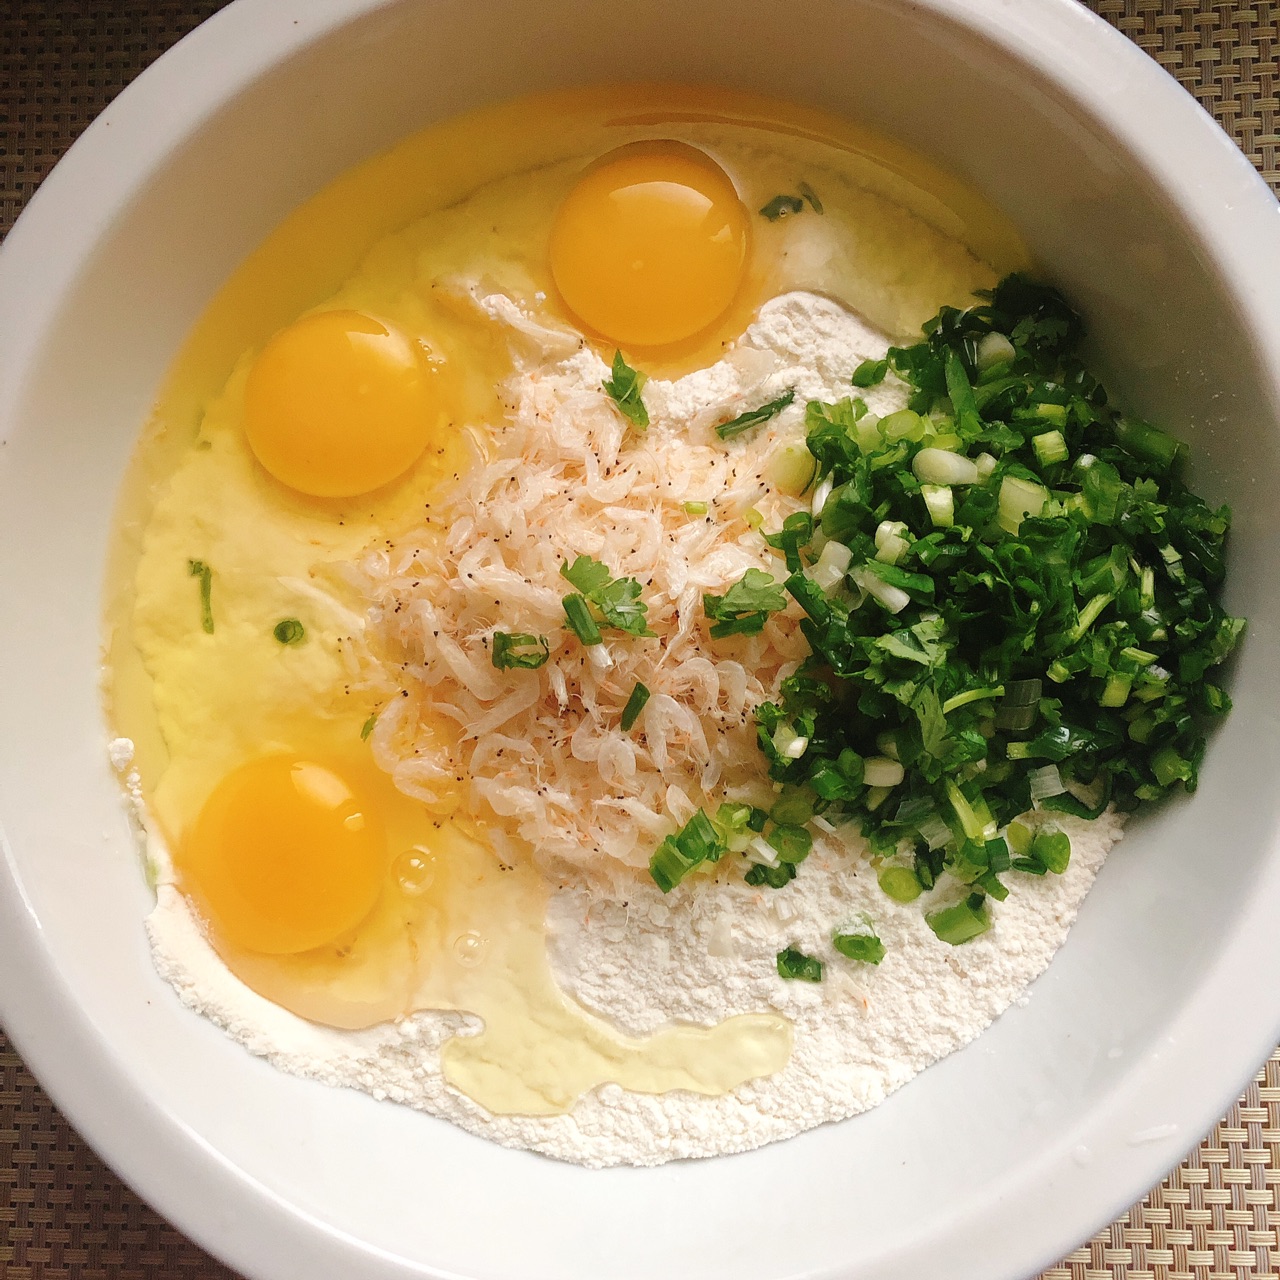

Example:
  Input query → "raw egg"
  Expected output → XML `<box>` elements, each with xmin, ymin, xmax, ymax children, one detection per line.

<box><xmin>549</xmin><ymin>142</ymin><xmax>749</xmax><ymax>348</ymax></box>
<box><xmin>243</xmin><ymin>309</ymin><xmax>439</xmax><ymax>498</ymax></box>
<box><xmin>177</xmin><ymin>753</ymin><xmax>386</xmax><ymax>955</ymax></box>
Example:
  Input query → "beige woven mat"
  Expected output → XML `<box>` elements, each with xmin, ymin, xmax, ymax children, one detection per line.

<box><xmin>1</xmin><ymin>1</ymin><xmax>1278</xmax><ymax>1276</ymax></box>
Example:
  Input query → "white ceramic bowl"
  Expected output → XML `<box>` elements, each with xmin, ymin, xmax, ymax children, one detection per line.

<box><xmin>2</xmin><ymin>2</ymin><xmax>1279</xmax><ymax>1277</ymax></box>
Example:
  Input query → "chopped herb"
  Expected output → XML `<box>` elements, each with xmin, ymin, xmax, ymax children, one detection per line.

<box><xmin>562</xmin><ymin>593</ymin><xmax>603</xmax><ymax>646</ymax></box>
<box><xmin>649</xmin><ymin>809</ymin><xmax>727</xmax><ymax>892</ymax></box>
<box><xmin>703</xmin><ymin>567</ymin><xmax>787</xmax><ymax>638</ymax></box>
<box><xmin>684</xmin><ymin>272</ymin><xmax>1241</xmax><ymax>924</ymax></box>
<box><xmin>620</xmin><ymin>681</ymin><xmax>651</xmax><ymax>732</ymax></box>
<box><xmin>593</xmin><ymin>575</ymin><xmax>654</xmax><ymax>635</ymax></box>
<box><xmin>926</xmin><ymin>894</ymin><xmax>992</xmax><ymax>946</ymax></box>
<box><xmin>798</xmin><ymin>181</ymin><xmax>824</xmax><ymax>214</ymax></box>
<box><xmin>716</xmin><ymin>389</ymin><xmax>796</xmax><ymax>440</ymax></box>
<box><xmin>777</xmin><ymin>946</ymin><xmax>823</xmax><ymax>982</ymax></box>
<box><xmin>187</xmin><ymin>559</ymin><xmax>214</xmax><ymax>634</ymax></box>
<box><xmin>832</xmin><ymin>925</ymin><xmax>886</xmax><ymax>965</ymax></box>
<box><xmin>745</xmin><ymin>861</ymin><xmax>797</xmax><ymax>888</ymax></box>
<box><xmin>273</xmin><ymin>618</ymin><xmax>305</xmax><ymax>645</ymax></box>
<box><xmin>360</xmin><ymin>712</ymin><xmax>378</xmax><ymax>741</ymax></box>
<box><xmin>766</xmin><ymin>823</ymin><xmax>812</xmax><ymax>864</ymax></box>
<box><xmin>602</xmin><ymin>350</ymin><xmax>649</xmax><ymax>430</ymax></box>
<box><xmin>683</xmin><ymin>500</ymin><xmax>709</xmax><ymax>516</ymax></box>
<box><xmin>560</xmin><ymin>555</ymin><xmax>655</xmax><ymax>638</ymax></box>
<box><xmin>878</xmin><ymin>866</ymin><xmax>922</xmax><ymax>902</ymax></box>
<box><xmin>491</xmin><ymin>631</ymin><xmax>550</xmax><ymax>669</ymax></box>
<box><xmin>759</xmin><ymin>194</ymin><xmax>805</xmax><ymax>221</ymax></box>
<box><xmin>561</xmin><ymin>554</ymin><xmax>613</xmax><ymax>596</ymax></box>
<box><xmin>851</xmin><ymin>358</ymin><xmax>889</xmax><ymax>388</ymax></box>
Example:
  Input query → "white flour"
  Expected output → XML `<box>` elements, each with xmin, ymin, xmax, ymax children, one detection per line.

<box><xmin>137</xmin><ymin>293</ymin><xmax>1125</xmax><ymax>1167</ymax></box>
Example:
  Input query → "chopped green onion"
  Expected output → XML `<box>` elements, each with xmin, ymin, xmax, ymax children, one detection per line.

<box><xmin>1099</xmin><ymin>672</ymin><xmax>1132</xmax><ymax>707</ymax></box>
<box><xmin>562</xmin><ymin>593</ymin><xmax>602</xmax><ymax>646</ymax></box>
<box><xmin>942</xmin><ymin>685</ymin><xmax>1004</xmax><ymax>715</ymax></box>
<box><xmin>1115</xmin><ymin>418</ymin><xmax>1185</xmax><ymax>471</ymax></box>
<box><xmin>777</xmin><ymin>946</ymin><xmax>823</xmax><ymax>981</ymax></box>
<box><xmin>491</xmin><ymin>631</ymin><xmax>550</xmax><ymax>670</ymax></box>
<box><xmin>620</xmin><ymin>681</ymin><xmax>650</xmax><ymax>732</ymax></box>
<box><xmin>921</xmin><ymin>484</ymin><xmax>954</xmax><ymax>528</ymax></box>
<box><xmin>879</xmin><ymin>408</ymin><xmax>926</xmax><ymax>442</ymax></box>
<box><xmin>808</xmin><ymin>539</ymin><xmax>853</xmax><ymax>592</ymax></box>
<box><xmin>770</xmin><ymin>787</ymin><xmax>815</xmax><ymax>825</ymax></box>
<box><xmin>1032</xmin><ymin>429</ymin><xmax>1069</xmax><ymax>466</ymax></box>
<box><xmin>913</xmin><ymin>448</ymin><xmax>979</xmax><ymax>486</ymax></box>
<box><xmin>863</xmin><ymin>756</ymin><xmax>905</xmax><ymax>788</ymax></box>
<box><xmin>1031</xmin><ymin>827</ymin><xmax>1071</xmax><ymax>873</ymax></box>
<box><xmin>996</xmin><ymin>475</ymin><xmax>1048</xmax><ymax>534</ymax></box>
<box><xmin>851</xmin><ymin>358</ymin><xmax>888</xmax><ymax>388</ymax></box>
<box><xmin>976</xmin><ymin>332</ymin><xmax>1015</xmax><ymax>369</ymax></box>
<box><xmin>273</xmin><ymin>618</ymin><xmax>305</xmax><ymax>645</ymax></box>
<box><xmin>832</xmin><ymin>924</ymin><xmax>885</xmax><ymax>965</ymax></box>
<box><xmin>1028</xmin><ymin>764</ymin><xmax>1066</xmax><ymax>801</ymax></box>
<box><xmin>360</xmin><ymin>712</ymin><xmax>378</xmax><ymax>741</ymax></box>
<box><xmin>683</xmin><ymin>500</ymin><xmax>709</xmax><ymax>516</ymax></box>
<box><xmin>1151</xmin><ymin>744</ymin><xmax>1193</xmax><ymax>788</ymax></box>
<box><xmin>766</xmin><ymin>823</ymin><xmax>813</xmax><ymax>864</ymax></box>
<box><xmin>187</xmin><ymin>559</ymin><xmax>214</xmax><ymax>634</ymax></box>
<box><xmin>878</xmin><ymin>866</ymin><xmax>922</xmax><ymax>903</ymax></box>
<box><xmin>745</xmin><ymin>861</ymin><xmax>798</xmax><ymax>888</ymax></box>
<box><xmin>765</xmin><ymin>442</ymin><xmax>817</xmax><ymax>495</ymax></box>
<box><xmin>926</xmin><ymin>894</ymin><xmax>991</xmax><ymax>945</ymax></box>
<box><xmin>649</xmin><ymin>809</ymin><xmax>728</xmax><ymax>892</ymax></box>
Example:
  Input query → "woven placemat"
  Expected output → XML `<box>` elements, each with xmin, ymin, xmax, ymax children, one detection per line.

<box><xmin>1</xmin><ymin>3</ymin><xmax>1278</xmax><ymax>1277</ymax></box>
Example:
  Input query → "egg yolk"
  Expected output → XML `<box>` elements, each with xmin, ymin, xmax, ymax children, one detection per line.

<box><xmin>243</xmin><ymin>310</ymin><xmax>437</xmax><ymax>498</ymax></box>
<box><xmin>178</xmin><ymin>754</ymin><xmax>386</xmax><ymax>955</ymax></box>
<box><xmin>549</xmin><ymin>142</ymin><xmax>749</xmax><ymax>348</ymax></box>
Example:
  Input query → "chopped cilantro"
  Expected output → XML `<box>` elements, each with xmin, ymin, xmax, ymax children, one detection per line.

<box><xmin>777</xmin><ymin>946</ymin><xmax>823</xmax><ymax>982</ymax></box>
<box><xmin>703</xmin><ymin>568</ymin><xmax>787</xmax><ymax>638</ymax></box>
<box><xmin>716</xmin><ymin>389</ymin><xmax>796</xmax><ymax>440</ymax></box>
<box><xmin>491</xmin><ymin>631</ymin><xmax>550</xmax><ymax>669</ymax></box>
<box><xmin>187</xmin><ymin>559</ymin><xmax>214</xmax><ymax>634</ymax></box>
<box><xmin>360</xmin><ymin>712</ymin><xmax>378</xmax><ymax>741</ymax></box>
<box><xmin>560</xmin><ymin>555</ymin><xmax>655</xmax><ymax>638</ymax></box>
<box><xmin>602</xmin><ymin>350</ymin><xmax>649</xmax><ymax>430</ymax></box>
<box><xmin>561</xmin><ymin>555</ymin><xmax>613</xmax><ymax>596</ymax></box>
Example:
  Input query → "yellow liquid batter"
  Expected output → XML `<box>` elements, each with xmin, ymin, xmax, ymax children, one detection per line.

<box><xmin>106</xmin><ymin>84</ymin><xmax>1026</xmax><ymax>1118</ymax></box>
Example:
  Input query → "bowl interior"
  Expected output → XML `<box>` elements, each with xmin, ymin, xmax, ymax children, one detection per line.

<box><xmin>2</xmin><ymin>2</ymin><xmax>1279</xmax><ymax>1278</ymax></box>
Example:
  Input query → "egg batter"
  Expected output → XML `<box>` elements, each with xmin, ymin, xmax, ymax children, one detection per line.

<box><xmin>106</xmin><ymin>86</ymin><xmax>1103</xmax><ymax>1158</ymax></box>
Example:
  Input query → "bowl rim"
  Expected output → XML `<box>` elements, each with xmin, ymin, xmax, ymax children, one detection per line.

<box><xmin>2</xmin><ymin>1</ymin><xmax>1280</xmax><ymax>1278</ymax></box>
